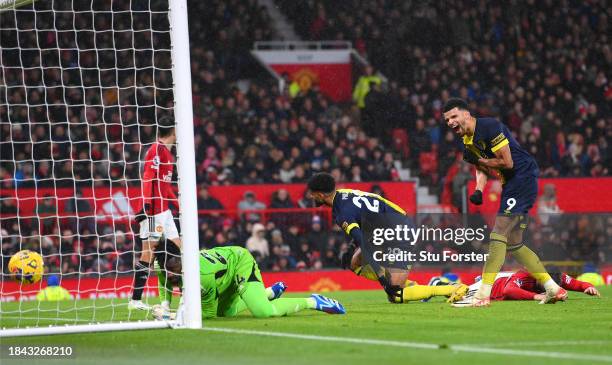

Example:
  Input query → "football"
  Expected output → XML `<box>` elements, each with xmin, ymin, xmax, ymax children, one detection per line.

<box><xmin>8</xmin><ymin>250</ymin><xmax>44</xmax><ymax>284</ymax></box>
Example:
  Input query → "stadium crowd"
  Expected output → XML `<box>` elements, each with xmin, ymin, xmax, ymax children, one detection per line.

<box><xmin>1</xmin><ymin>0</ymin><xmax>610</xmax><ymax>275</ymax></box>
<box><xmin>278</xmin><ymin>0</ymin><xmax>611</xmax><ymax>189</ymax></box>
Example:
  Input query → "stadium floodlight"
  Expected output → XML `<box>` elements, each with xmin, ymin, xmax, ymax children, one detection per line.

<box><xmin>0</xmin><ymin>0</ymin><xmax>201</xmax><ymax>336</ymax></box>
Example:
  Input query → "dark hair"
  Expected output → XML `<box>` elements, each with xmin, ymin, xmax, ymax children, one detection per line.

<box><xmin>307</xmin><ymin>172</ymin><xmax>335</xmax><ymax>193</ymax></box>
<box><xmin>165</xmin><ymin>256</ymin><xmax>182</xmax><ymax>275</ymax></box>
<box><xmin>158</xmin><ymin>116</ymin><xmax>175</xmax><ymax>138</ymax></box>
<box><xmin>442</xmin><ymin>98</ymin><xmax>469</xmax><ymax>113</ymax></box>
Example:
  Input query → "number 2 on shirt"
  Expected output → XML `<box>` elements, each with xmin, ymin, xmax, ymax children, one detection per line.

<box><xmin>352</xmin><ymin>196</ymin><xmax>380</xmax><ymax>212</ymax></box>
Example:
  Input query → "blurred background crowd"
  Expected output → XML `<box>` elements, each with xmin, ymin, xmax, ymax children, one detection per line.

<box><xmin>1</xmin><ymin>0</ymin><xmax>610</xmax><ymax>275</ymax></box>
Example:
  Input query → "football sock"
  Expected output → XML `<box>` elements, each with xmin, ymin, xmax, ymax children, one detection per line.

<box><xmin>481</xmin><ymin>233</ymin><xmax>508</xmax><ymax>286</ymax></box>
<box><xmin>543</xmin><ymin>279</ymin><xmax>561</xmax><ymax>292</ymax></box>
<box><xmin>401</xmin><ymin>285</ymin><xmax>456</xmax><ymax>301</ymax></box>
<box><xmin>131</xmin><ymin>260</ymin><xmax>151</xmax><ymax>301</ymax></box>
<box><xmin>510</xmin><ymin>245</ymin><xmax>556</xmax><ymax>287</ymax></box>
<box><xmin>265</xmin><ymin>286</ymin><xmax>274</xmax><ymax>300</ymax></box>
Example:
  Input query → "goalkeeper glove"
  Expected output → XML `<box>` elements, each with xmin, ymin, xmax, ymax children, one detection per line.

<box><xmin>463</xmin><ymin>150</ymin><xmax>480</xmax><ymax>165</ymax></box>
<box><xmin>469</xmin><ymin>190</ymin><xmax>483</xmax><ymax>205</ymax></box>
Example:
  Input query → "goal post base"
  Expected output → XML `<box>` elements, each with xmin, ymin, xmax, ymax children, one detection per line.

<box><xmin>0</xmin><ymin>320</ymin><xmax>172</xmax><ymax>338</ymax></box>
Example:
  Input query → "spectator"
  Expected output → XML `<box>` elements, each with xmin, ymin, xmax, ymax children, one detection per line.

<box><xmin>36</xmin><ymin>195</ymin><xmax>57</xmax><ymax>234</ymax></box>
<box><xmin>538</xmin><ymin>184</ymin><xmax>563</xmax><ymax>225</ymax></box>
<box><xmin>298</xmin><ymin>190</ymin><xmax>316</xmax><ymax>208</ymax></box>
<box><xmin>270</xmin><ymin>188</ymin><xmax>294</xmax><ymax>227</ymax></box>
<box><xmin>306</xmin><ymin>215</ymin><xmax>328</xmax><ymax>253</ymax></box>
<box><xmin>238</xmin><ymin>191</ymin><xmax>266</xmax><ymax>222</ymax></box>
<box><xmin>352</xmin><ymin>65</ymin><xmax>382</xmax><ymax>109</ymax></box>
<box><xmin>270</xmin><ymin>189</ymin><xmax>293</xmax><ymax>209</ymax></box>
<box><xmin>246</xmin><ymin>223</ymin><xmax>269</xmax><ymax>259</ymax></box>
<box><xmin>63</xmin><ymin>191</ymin><xmax>94</xmax><ymax>233</ymax></box>
<box><xmin>197</xmin><ymin>186</ymin><xmax>224</xmax><ymax>227</ymax></box>
<box><xmin>197</xmin><ymin>186</ymin><xmax>224</xmax><ymax>210</ymax></box>
<box><xmin>36</xmin><ymin>275</ymin><xmax>72</xmax><ymax>301</ymax></box>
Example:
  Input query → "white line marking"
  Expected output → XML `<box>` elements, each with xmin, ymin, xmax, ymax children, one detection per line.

<box><xmin>468</xmin><ymin>340</ymin><xmax>612</xmax><ymax>348</ymax></box>
<box><xmin>202</xmin><ymin>327</ymin><xmax>612</xmax><ymax>363</ymax></box>
<box><xmin>1</xmin><ymin>316</ymin><xmax>107</xmax><ymax>323</ymax></box>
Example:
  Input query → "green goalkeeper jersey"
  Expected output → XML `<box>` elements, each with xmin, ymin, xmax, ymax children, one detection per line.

<box><xmin>199</xmin><ymin>246</ymin><xmax>255</xmax><ymax>317</ymax></box>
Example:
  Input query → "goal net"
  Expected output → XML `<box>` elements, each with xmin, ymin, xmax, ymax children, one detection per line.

<box><xmin>0</xmin><ymin>0</ymin><xmax>201</xmax><ymax>336</ymax></box>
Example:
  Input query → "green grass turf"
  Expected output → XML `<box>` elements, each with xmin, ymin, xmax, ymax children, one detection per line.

<box><xmin>1</xmin><ymin>287</ymin><xmax>611</xmax><ymax>365</ymax></box>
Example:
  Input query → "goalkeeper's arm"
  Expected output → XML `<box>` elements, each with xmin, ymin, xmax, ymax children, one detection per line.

<box><xmin>200</xmin><ymin>274</ymin><xmax>219</xmax><ymax>319</ymax></box>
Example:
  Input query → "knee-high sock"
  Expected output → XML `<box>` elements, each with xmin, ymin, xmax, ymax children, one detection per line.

<box><xmin>131</xmin><ymin>260</ymin><xmax>150</xmax><ymax>301</ymax></box>
<box><xmin>402</xmin><ymin>285</ymin><xmax>456</xmax><ymax>301</ymax></box>
<box><xmin>480</xmin><ymin>233</ymin><xmax>508</xmax><ymax>297</ymax></box>
<box><xmin>509</xmin><ymin>245</ymin><xmax>552</xmax><ymax>285</ymax></box>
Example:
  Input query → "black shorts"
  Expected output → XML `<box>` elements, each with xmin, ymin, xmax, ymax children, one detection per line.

<box><xmin>499</xmin><ymin>175</ymin><xmax>538</xmax><ymax>215</ymax></box>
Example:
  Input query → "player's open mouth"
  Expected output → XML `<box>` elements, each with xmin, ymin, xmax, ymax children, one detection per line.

<box><xmin>452</xmin><ymin>124</ymin><xmax>461</xmax><ymax>134</ymax></box>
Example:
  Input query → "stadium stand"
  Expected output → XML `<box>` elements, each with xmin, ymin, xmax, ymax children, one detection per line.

<box><xmin>1</xmin><ymin>0</ymin><xmax>610</xmax><ymax>274</ymax></box>
<box><xmin>277</xmin><ymin>0</ymin><xmax>610</xmax><ymax>191</ymax></box>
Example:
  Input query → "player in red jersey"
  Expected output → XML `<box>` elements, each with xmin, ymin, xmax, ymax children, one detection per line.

<box><xmin>129</xmin><ymin>117</ymin><xmax>183</xmax><ymax>311</ymax></box>
<box><xmin>455</xmin><ymin>269</ymin><xmax>600</xmax><ymax>302</ymax></box>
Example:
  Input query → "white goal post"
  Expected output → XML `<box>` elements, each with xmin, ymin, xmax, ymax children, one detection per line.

<box><xmin>0</xmin><ymin>0</ymin><xmax>201</xmax><ymax>336</ymax></box>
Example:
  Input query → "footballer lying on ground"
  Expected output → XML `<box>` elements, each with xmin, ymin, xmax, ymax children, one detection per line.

<box><xmin>443</xmin><ymin>98</ymin><xmax>566</xmax><ymax>307</ymax></box>
<box><xmin>306</xmin><ymin>172</ymin><xmax>468</xmax><ymax>304</ymax></box>
<box><xmin>447</xmin><ymin>270</ymin><xmax>600</xmax><ymax>302</ymax></box>
<box><xmin>152</xmin><ymin>246</ymin><xmax>345</xmax><ymax>320</ymax></box>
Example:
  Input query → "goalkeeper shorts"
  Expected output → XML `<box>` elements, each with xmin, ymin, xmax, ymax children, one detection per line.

<box><xmin>139</xmin><ymin>209</ymin><xmax>179</xmax><ymax>241</ymax></box>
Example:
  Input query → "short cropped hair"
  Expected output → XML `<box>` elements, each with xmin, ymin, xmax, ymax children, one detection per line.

<box><xmin>307</xmin><ymin>172</ymin><xmax>336</xmax><ymax>194</ymax></box>
<box><xmin>442</xmin><ymin>98</ymin><xmax>469</xmax><ymax>113</ymax></box>
<box><xmin>158</xmin><ymin>116</ymin><xmax>175</xmax><ymax>138</ymax></box>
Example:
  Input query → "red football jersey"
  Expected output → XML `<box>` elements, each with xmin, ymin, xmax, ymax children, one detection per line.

<box><xmin>491</xmin><ymin>270</ymin><xmax>593</xmax><ymax>300</ymax></box>
<box><xmin>140</xmin><ymin>141</ymin><xmax>177</xmax><ymax>215</ymax></box>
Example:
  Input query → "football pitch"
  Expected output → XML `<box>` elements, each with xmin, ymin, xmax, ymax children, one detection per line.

<box><xmin>2</xmin><ymin>288</ymin><xmax>611</xmax><ymax>365</ymax></box>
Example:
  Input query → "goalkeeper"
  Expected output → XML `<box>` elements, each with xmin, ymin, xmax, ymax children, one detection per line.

<box><xmin>154</xmin><ymin>246</ymin><xmax>345</xmax><ymax>319</ymax></box>
<box><xmin>153</xmin><ymin>242</ymin><xmax>287</xmax><ymax>310</ymax></box>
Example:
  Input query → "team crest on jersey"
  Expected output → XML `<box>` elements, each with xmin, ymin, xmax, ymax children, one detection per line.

<box><xmin>514</xmin><ymin>279</ymin><xmax>522</xmax><ymax>287</ymax></box>
<box><xmin>341</xmin><ymin>193</ymin><xmax>349</xmax><ymax>200</ymax></box>
<box><xmin>152</xmin><ymin>156</ymin><xmax>160</xmax><ymax>170</ymax></box>
<box><xmin>155</xmin><ymin>225</ymin><xmax>163</xmax><ymax>233</ymax></box>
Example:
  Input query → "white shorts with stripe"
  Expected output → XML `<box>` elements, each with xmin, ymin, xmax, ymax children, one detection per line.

<box><xmin>139</xmin><ymin>209</ymin><xmax>179</xmax><ymax>241</ymax></box>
